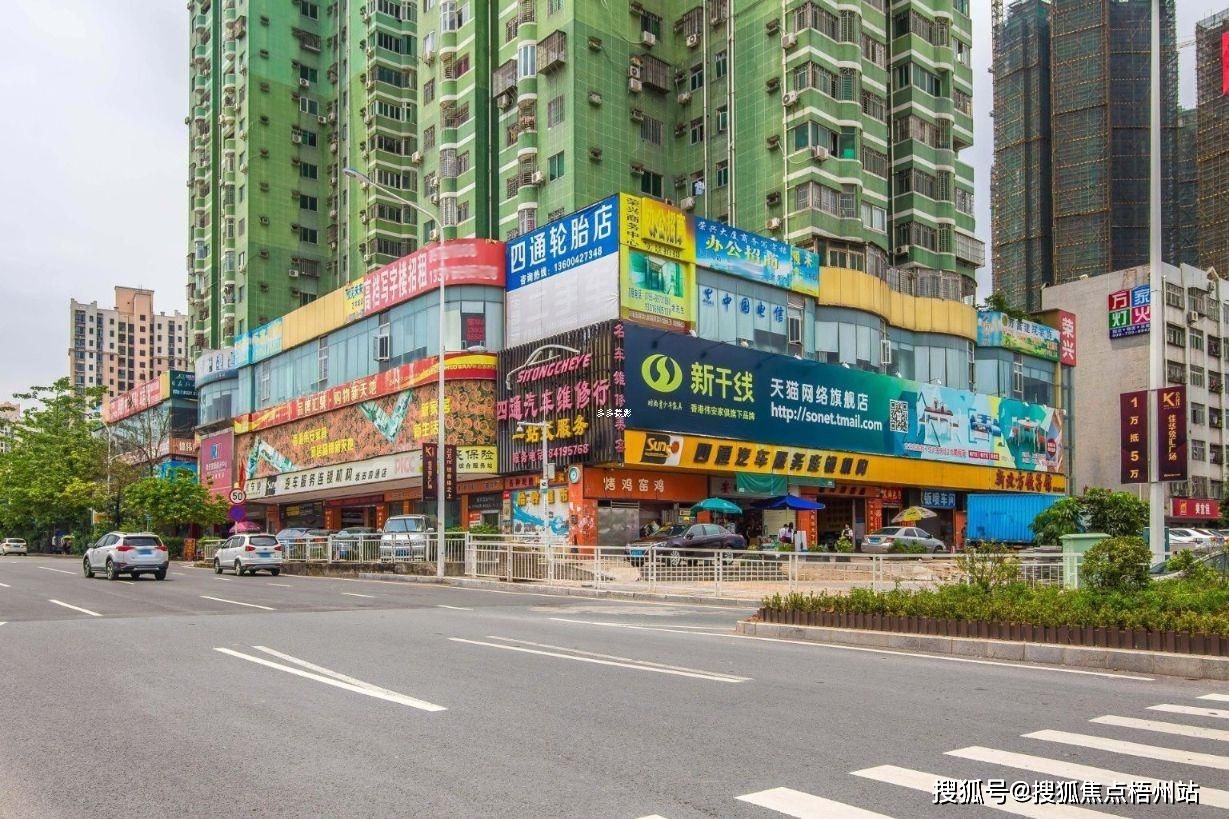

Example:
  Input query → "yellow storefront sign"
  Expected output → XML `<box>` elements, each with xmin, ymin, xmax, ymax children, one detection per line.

<box><xmin>622</xmin><ymin>430</ymin><xmax>1068</xmax><ymax>494</ymax></box>
<box><xmin>619</xmin><ymin>193</ymin><xmax>695</xmax><ymax>261</ymax></box>
<box><xmin>456</xmin><ymin>445</ymin><xmax>497</xmax><ymax>475</ymax></box>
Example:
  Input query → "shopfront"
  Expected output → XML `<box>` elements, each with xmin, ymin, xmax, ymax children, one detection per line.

<box><xmin>566</xmin><ymin>466</ymin><xmax>709</xmax><ymax>547</ymax></box>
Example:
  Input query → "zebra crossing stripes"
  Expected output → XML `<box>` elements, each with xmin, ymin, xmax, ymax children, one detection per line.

<box><xmin>735</xmin><ymin>787</ymin><xmax>894</xmax><ymax>818</ymax></box>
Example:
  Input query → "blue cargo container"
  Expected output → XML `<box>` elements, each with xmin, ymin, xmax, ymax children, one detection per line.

<box><xmin>965</xmin><ymin>493</ymin><xmax>1065</xmax><ymax>547</ymax></box>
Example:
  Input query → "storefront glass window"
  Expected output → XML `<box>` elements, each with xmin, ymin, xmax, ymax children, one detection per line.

<box><xmin>815</xmin><ymin>307</ymin><xmax>881</xmax><ymax>371</ymax></box>
<box><xmin>695</xmin><ymin>271</ymin><xmax>788</xmax><ymax>353</ymax></box>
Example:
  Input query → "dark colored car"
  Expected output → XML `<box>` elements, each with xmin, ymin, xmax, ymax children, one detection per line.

<box><xmin>274</xmin><ymin>527</ymin><xmax>333</xmax><ymax>557</ymax></box>
<box><xmin>332</xmin><ymin>526</ymin><xmax>379</xmax><ymax>560</ymax></box>
<box><xmin>625</xmin><ymin>523</ymin><xmax>747</xmax><ymax>567</ymax></box>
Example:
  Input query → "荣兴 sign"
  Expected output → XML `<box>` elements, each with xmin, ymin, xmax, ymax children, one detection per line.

<box><xmin>195</xmin><ymin>347</ymin><xmax>240</xmax><ymax>386</ymax></box>
<box><xmin>244</xmin><ymin>451</ymin><xmax>424</xmax><ymax>500</ymax></box>
<box><xmin>496</xmin><ymin>321</ymin><xmax>625</xmax><ymax>473</ymax></box>
<box><xmin>1108</xmin><ymin>285</ymin><xmax>1151</xmax><ymax>339</ymax></box>
<box><xmin>1057</xmin><ymin>310</ymin><xmax>1077</xmax><ymax>366</ymax></box>
<box><xmin>693</xmin><ymin>216</ymin><xmax>819</xmax><ymax>297</ymax></box>
<box><xmin>199</xmin><ymin>430</ymin><xmax>235</xmax><ymax>498</ymax></box>
<box><xmin>623</xmin><ymin>324</ymin><xmax>1064</xmax><ymax>472</ymax></box>
<box><xmin>1119</xmin><ymin>391</ymin><xmax>1149</xmax><ymax>484</ymax></box>
<box><xmin>1156</xmin><ymin>386</ymin><xmax>1188</xmax><ymax>481</ymax></box>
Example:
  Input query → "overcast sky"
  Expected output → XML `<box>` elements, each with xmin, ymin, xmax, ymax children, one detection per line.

<box><xmin>0</xmin><ymin>2</ymin><xmax>1220</xmax><ymax>404</ymax></box>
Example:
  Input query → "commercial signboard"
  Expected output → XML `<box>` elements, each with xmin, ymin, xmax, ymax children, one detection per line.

<box><xmin>506</xmin><ymin>196</ymin><xmax>620</xmax><ymax>290</ymax></box>
<box><xmin>1108</xmin><ymin>285</ymin><xmax>1151</xmax><ymax>339</ymax></box>
<box><xmin>364</xmin><ymin>238</ymin><xmax>504</xmax><ymax>315</ymax></box>
<box><xmin>238</xmin><ymin>382</ymin><xmax>496</xmax><ymax>482</ymax></box>
<box><xmin>619</xmin><ymin>193</ymin><xmax>693</xmax><ymax>261</ymax></box>
<box><xmin>1172</xmin><ymin>498</ymin><xmax>1220</xmax><ymax>519</ymax></box>
<box><xmin>237</xmin><ymin>352</ymin><xmax>496</xmax><ymax>434</ymax></box>
<box><xmin>1057</xmin><ymin>310</ymin><xmax>1077</xmax><ymax>366</ymax></box>
<box><xmin>244</xmin><ymin>451</ymin><xmax>424</xmax><ymax>501</ymax></box>
<box><xmin>694</xmin><ymin>216</ymin><xmax>819</xmax><ymax>297</ymax></box>
<box><xmin>1156</xmin><ymin>386</ymin><xmax>1188</xmax><ymax>481</ymax></box>
<box><xmin>195</xmin><ymin>347</ymin><xmax>240</xmax><ymax>386</ymax></box>
<box><xmin>976</xmin><ymin>311</ymin><xmax>1060</xmax><ymax>361</ymax></box>
<box><xmin>921</xmin><ymin>490</ymin><xmax>957</xmax><ymax>509</ymax></box>
<box><xmin>581</xmin><ymin>467</ymin><xmax>708</xmax><ymax>502</ymax></box>
<box><xmin>199</xmin><ymin>430</ymin><xmax>234</xmax><ymax>499</ymax></box>
<box><xmin>422</xmin><ymin>443</ymin><xmax>457</xmax><ymax>501</ymax></box>
<box><xmin>623</xmin><ymin>324</ymin><xmax>1063</xmax><ymax>472</ymax></box>
<box><xmin>620</xmin><ymin>250</ymin><xmax>694</xmax><ymax>332</ymax></box>
<box><xmin>1119</xmin><ymin>390</ymin><xmax>1149</xmax><ymax>484</ymax></box>
<box><xmin>102</xmin><ymin>370</ymin><xmax>194</xmax><ymax>424</ymax></box>
<box><xmin>169</xmin><ymin>371</ymin><xmax>197</xmax><ymax>399</ymax></box>
<box><xmin>621</xmin><ymin>430</ymin><xmax>1067</xmax><ymax>494</ymax></box>
<box><xmin>496</xmin><ymin>320</ymin><xmax>625</xmax><ymax>473</ymax></box>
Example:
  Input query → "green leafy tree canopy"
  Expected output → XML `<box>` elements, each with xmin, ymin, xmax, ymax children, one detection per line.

<box><xmin>121</xmin><ymin>469</ymin><xmax>229</xmax><ymax>533</ymax></box>
<box><xmin>1031</xmin><ymin>487</ymin><xmax>1150</xmax><ymax>545</ymax></box>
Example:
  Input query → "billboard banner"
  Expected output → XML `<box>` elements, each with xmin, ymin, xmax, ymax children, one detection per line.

<box><xmin>422</xmin><ymin>443</ymin><xmax>458</xmax><ymax>501</ymax></box>
<box><xmin>364</xmin><ymin>238</ymin><xmax>505</xmax><ymax>315</ymax></box>
<box><xmin>496</xmin><ymin>320</ymin><xmax>625</xmax><ymax>473</ymax></box>
<box><xmin>1119</xmin><ymin>391</ymin><xmax>1149</xmax><ymax>484</ymax></box>
<box><xmin>619</xmin><ymin>193</ymin><xmax>694</xmax><ymax>261</ymax></box>
<box><xmin>977</xmin><ymin>311</ymin><xmax>1060</xmax><ymax>361</ymax></box>
<box><xmin>102</xmin><ymin>371</ymin><xmax>194</xmax><ymax>424</ymax></box>
<box><xmin>1157</xmin><ymin>386</ymin><xmax>1188</xmax><ymax>481</ymax></box>
<box><xmin>1057</xmin><ymin>310</ymin><xmax>1077</xmax><ymax>366</ymax></box>
<box><xmin>1173</xmin><ymin>498</ymin><xmax>1220</xmax><ymax>519</ymax></box>
<box><xmin>195</xmin><ymin>347</ymin><xmax>240</xmax><ymax>386</ymax></box>
<box><xmin>620</xmin><ymin>250</ymin><xmax>694</xmax><ymax>332</ymax></box>
<box><xmin>506</xmin><ymin>196</ymin><xmax>619</xmax><ymax>291</ymax></box>
<box><xmin>243</xmin><ymin>451</ymin><xmax>424</xmax><ymax>501</ymax></box>
<box><xmin>238</xmin><ymin>382</ymin><xmax>495</xmax><ymax>482</ymax></box>
<box><xmin>237</xmin><ymin>353</ymin><xmax>496</xmax><ymax>434</ymax></box>
<box><xmin>693</xmin><ymin>216</ymin><xmax>819</xmax><ymax>297</ymax></box>
<box><xmin>623</xmin><ymin>324</ymin><xmax>1063</xmax><ymax>472</ymax></box>
<box><xmin>1108</xmin><ymin>285</ymin><xmax>1151</xmax><ymax>339</ymax></box>
<box><xmin>199</xmin><ymin>430</ymin><xmax>234</xmax><ymax>498</ymax></box>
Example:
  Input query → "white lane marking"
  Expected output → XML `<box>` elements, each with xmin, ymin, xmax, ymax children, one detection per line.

<box><xmin>635</xmin><ymin>815</ymin><xmax>669</xmax><ymax>818</ymax></box>
<box><xmin>484</xmin><ymin>635</ymin><xmax>750</xmax><ymax>680</ymax></box>
<box><xmin>1150</xmin><ymin>703</ymin><xmax>1229</xmax><ymax>720</ymax></box>
<box><xmin>1025</xmin><ymin>730</ymin><xmax>1229</xmax><ymax>771</ymax></box>
<box><xmin>853</xmin><ymin>765</ymin><xmax>1110</xmax><ymax>818</ymax></box>
<box><xmin>449</xmin><ymin>637</ymin><xmax>748</xmax><ymax>682</ymax></box>
<box><xmin>48</xmin><ymin>599</ymin><xmax>102</xmax><ymax>617</ymax></box>
<box><xmin>737</xmin><ymin>786</ymin><xmax>894</xmax><ymax>818</ymax></box>
<box><xmin>0</xmin><ymin>622</ymin><xmax>6</xmax><ymax>626</ymax></box>
<box><xmin>341</xmin><ymin>592</ymin><xmax>375</xmax><ymax>598</ymax></box>
<box><xmin>437</xmin><ymin>604</ymin><xmax>473</xmax><ymax>611</ymax></box>
<box><xmin>215</xmin><ymin>647</ymin><xmax>446</xmax><ymax>711</ymax></box>
<box><xmin>38</xmin><ymin>566</ymin><xmax>75</xmax><ymax>575</ymax></box>
<box><xmin>551</xmin><ymin>617</ymin><xmax>727</xmax><ymax>632</ymax></box>
<box><xmin>947</xmin><ymin>746</ymin><xmax>1229</xmax><ymax>810</ymax></box>
<box><xmin>1202</xmin><ymin>693</ymin><xmax>1229</xmax><ymax>703</ymax></box>
<box><xmin>1091</xmin><ymin>714</ymin><xmax>1229</xmax><ymax>742</ymax></box>
<box><xmin>0</xmin><ymin>581</ymin><xmax>10</xmax><ymax>587</ymax></box>
<box><xmin>267</xmin><ymin>583</ymin><xmax>293</xmax><ymax>588</ymax></box>
<box><xmin>199</xmin><ymin>595</ymin><xmax>275</xmax><ymax>611</ymax></box>
<box><xmin>549</xmin><ymin>619</ymin><xmax>1153</xmax><ymax>681</ymax></box>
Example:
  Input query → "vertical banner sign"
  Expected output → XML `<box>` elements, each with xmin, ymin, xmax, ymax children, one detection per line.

<box><xmin>1119</xmin><ymin>391</ymin><xmax>1149</xmax><ymax>484</ymax></box>
<box><xmin>1057</xmin><ymin>310</ymin><xmax>1077</xmax><ymax>366</ymax></box>
<box><xmin>1156</xmin><ymin>386</ymin><xmax>1188</xmax><ymax>482</ymax></box>
<box><xmin>422</xmin><ymin>443</ymin><xmax>438</xmax><ymax>497</ymax></box>
<box><xmin>443</xmin><ymin>444</ymin><xmax>457</xmax><ymax>501</ymax></box>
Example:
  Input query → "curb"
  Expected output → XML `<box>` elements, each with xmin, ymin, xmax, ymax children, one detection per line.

<box><xmin>355</xmin><ymin>572</ymin><xmax>755</xmax><ymax>608</ymax></box>
<box><xmin>737</xmin><ymin>620</ymin><xmax>1229</xmax><ymax>681</ymax></box>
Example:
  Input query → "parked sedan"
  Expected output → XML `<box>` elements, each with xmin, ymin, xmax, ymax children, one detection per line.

<box><xmin>0</xmin><ymin>538</ymin><xmax>28</xmax><ymax>556</ymax></box>
<box><xmin>625</xmin><ymin>523</ymin><xmax>746</xmax><ymax>567</ymax></box>
<box><xmin>332</xmin><ymin>526</ymin><xmax>379</xmax><ymax>560</ymax></box>
<box><xmin>860</xmin><ymin>526</ymin><xmax>947</xmax><ymax>554</ymax></box>
<box><xmin>215</xmin><ymin>533</ymin><xmax>283</xmax><ymax>576</ymax></box>
<box><xmin>1167</xmin><ymin>528</ymin><xmax>1219</xmax><ymax>551</ymax></box>
<box><xmin>83</xmin><ymin>532</ymin><xmax>168</xmax><ymax>580</ymax></box>
<box><xmin>275</xmin><ymin>527</ymin><xmax>332</xmax><ymax>558</ymax></box>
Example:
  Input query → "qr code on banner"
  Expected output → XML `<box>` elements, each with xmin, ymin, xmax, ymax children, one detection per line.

<box><xmin>888</xmin><ymin>399</ymin><xmax>909</xmax><ymax>433</ymax></box>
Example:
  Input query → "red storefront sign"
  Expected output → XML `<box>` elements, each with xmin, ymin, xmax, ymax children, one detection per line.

<box><xmin>363</xmin><ymin>239</ymin><xmax>505</xmax><ymax>315</ymax></box>
<box><xmin>1156</xmin><ymin>386</ymin><xmax>1188</xmax><ymax>482</ymax></box>
<box><xmin>239</xmin><ymin>352</ymin><xmax>495</xmax><ymax>433</ymax></box>
<box><xmin>880</xmin><ymin>487</ymin><xmax>903</xmax><ymax>507</ymax></box>
<box><xmin>1171</xmin><ymin>498</ymin><xmax>1220</xmax><ymax>519</ymax></box>
<box><xmin>1057</xmin><ymin>309</ymin><xmax>1077</xmax><ymax>366</ymax></box>
<box><xmin>582</xmin><ymin>467</ymin><xmax>707</xmax><ymax>502</ymax></box>
<box><xmin>865</xmin><ymin>498</ymin><xmax>884</xmax><ymax>533</ymax></box>
<box><xmin>1119</xmin><ymin>391</ymin><xmax>1149</xmax><ymax>484</ymax></box>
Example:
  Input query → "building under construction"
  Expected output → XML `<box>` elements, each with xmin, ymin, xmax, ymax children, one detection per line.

<box><xmin>991</xmin><ymin>0</ymin><xmax>1178</xmax><ymax>312</ymax></box>
<box><xmin>1197</xmin><ymin>11</ymin><xmax>1229</xmax><ymax>278</ymax></box>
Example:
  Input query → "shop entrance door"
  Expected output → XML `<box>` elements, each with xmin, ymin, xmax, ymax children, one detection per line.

<box><xmin>597</xmin><ymin>503</ymin><xmax>639</xmax><ymax>547</ymax></box>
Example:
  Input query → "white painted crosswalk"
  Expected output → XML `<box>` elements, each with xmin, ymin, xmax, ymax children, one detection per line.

<box><xmin>640</xmin><ymin>690</ymin><xmax>1229</xmax><ymax>817</ymax></box>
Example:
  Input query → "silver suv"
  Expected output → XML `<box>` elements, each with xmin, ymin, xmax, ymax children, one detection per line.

<box><xmin>380</xmin><ymin>515</ymin><xmax>431</xmax><ymax>560</ymax></box>
<box><xmin>215</xmin><ymin>533</ymin><xmax>283</xmax><ymax>576</ymax></box>
<box><xmin>83</xmin><ymin>532</ymin><xmax>168</xmax><ymax>580</ymax></box>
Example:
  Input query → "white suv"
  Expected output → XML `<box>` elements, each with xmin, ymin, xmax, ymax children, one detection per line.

<box><xmin>83</xmin><ymin>532</ymin><xmax>168</xmax><ymax>580</ymax></box>
<box><xmin>380</xmin><ymin>515</ymin><xmax>431</xmax><ymax>560</ymax></box>
<box><xmin>0</xmin><ymin>538</ymin><xmax>28</xmax><ymax>556</ymax></box>
<box><xmin>215</xmin><ymin>533</ymin><xmax>283</xmax><ymax>576</ymax></box>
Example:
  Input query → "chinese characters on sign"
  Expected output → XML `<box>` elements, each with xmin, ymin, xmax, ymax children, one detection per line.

<box><xmin>364</xmin><ymin>239</ymin><xmax>504</xmax><ymax>314</ymax></box>
<box><xmin>506</xmin><ymin>197</ymin><xmax>619</xmax><ymax>290</ymax></box>
<box><xmin>921</xmin><ymin>490</ymin><xmax>956</xmax><ymax>509</ymax></box>
<box><xmin>1156</xmin><ymin>386</ymin><xmax>1188</xmax><ymax>481</ymax></box>
<box><xmin>1171</xmin><ymin>498</ymin><xmax>1220</xmax><ymax>519</ymax></box>
<box><xmin>1119</xmin><ymin>391</ymin><xmax>1149</xmax><ymax>484</ymax></box>
<box><xmin>1108</xmin><ymin>285</ymin><xmax>1151</xmax><ymax>339</ymax></box>
<box><xmin>422</xmin><ymin>443</ymin><xmax>457</xmax><ymax>501</ymax></box>
<box><xmin>991</xmin><ymin>469</ymin><xmax>1060</xmax><ymax>493</ymax></box>
<box><xmin>1057</xmin><ymin>310</ymin><xmax>1077</xmax><ymax>366</ymax></box>
<box><xmin>693</xmin><ymin>217</ymin><xmax>820</xmax><ymax>297</ymax></box>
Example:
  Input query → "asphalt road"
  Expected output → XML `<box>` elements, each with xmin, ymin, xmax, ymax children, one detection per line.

<box><xmin>1</xmin><ymin>555</ymin><xmax>1227</xmax><ymax>819</ymax></box>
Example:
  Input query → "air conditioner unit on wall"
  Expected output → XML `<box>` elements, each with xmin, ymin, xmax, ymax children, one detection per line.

<box><xmin>782</xmin><ymin>91</ymin><xmax>798</xmax><ymax>107</ymax></box>
<box><xmin>686</xmin><ymin>33</ymin><xmax>700</xmax><ymax>48</ymax></box>
<box><xmin>811</xmin><ymin>145</ymin><xmax>830</xmax><ymax>162</ymax></box>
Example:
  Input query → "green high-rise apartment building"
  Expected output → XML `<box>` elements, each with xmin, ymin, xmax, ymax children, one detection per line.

<box><xmin>188</xmin><ymin>0</ymin><xmax>980</xmax><ymax>353</ymax></box>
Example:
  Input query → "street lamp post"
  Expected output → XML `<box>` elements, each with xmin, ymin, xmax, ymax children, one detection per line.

<box><xmin>516</xmin><ymin>420</ymin><xmax>551</xmax><ymax>537</ymax></box>
<box><xmin>343</xmin><ymin>167</ymin><xmax>447</xmax><ymax>578</ymax></box>
<box><xmin>1147</xmin><ymin>1</ymin><xmax>1164</xmax><ymax>563</ymax></box>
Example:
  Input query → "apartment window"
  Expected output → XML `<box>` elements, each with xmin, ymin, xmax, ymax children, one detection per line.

<box><xmin>299</xmin><ymin>194</ymin><xmax>318</xmax><ymax>211</ymax></box>
<box><xmin>299</xmin><ymin>226</ymin><xmax>318</xmax><ymax>244</ymax></box>
<box><xmin>641</xmin><ymin>115</ymin><xmax>664</xmax><ymax>145</ymax></box>
<box><xmin>689</xmin><ymin>117</ymin><xmax>704</xmax><ymax>144</ymax></box>
<box><xmin>547</xmin><ymin>95</ymin><xmax>565</xmax><ymax>126</ymax></box>
<box><xmin>1190</xmin><ymin>329</ymin><xmax>1205</xmax><ymax>352</ymax></box>
<box><xmin>860</xmin><ymin>90</ymin><xmax>886</xmax><ymax>122</ymax></box>
<box><xmin>299</xmin><ymin>162</ymin><xmax>318</xmax><ymax>180</ymax></box>
<box><xmin>862</xmin><ymin>148</ymin><xmax>888</xmax><ymax>178</ymax></box>
<box><xmin>518</xmin><ymin>44</ymin><xmax>537</xmax><ymax>79</ymax></box>
<box><xmin>640</xmin><ymin>11</ymin><xmax>662</xmax><ymax>38</ymax></box>
<box><xmin>1191</xmin><ymin>365</ymin><xmax>1205</xmax><ymax>388</ymax></box>
<box><xmin>715</xmin><ymin>160</ymin><xmax>729</xmax><ymax>189</ymax></box>
<box><xmin>791</xmin><ymin>121</ymin><xmax>837</xmax><ymax>153</ymax></box>
<box><xmin>456</xmin><ymin>151</ymin><xmax>471</xmax><ymax>176</ymax></box>
<box><xmin>792</xmin><ymin>181</ymin><xmax>842</xmax><ymax>216</ymax></box>
<box><xmin>457</xmin><ymin>201</ymin><xmax>470</xmax><ymax>223</ymax></box>
<box><xmin>423</xmin><ymin>79</ymin><xmax>435</xmax><ymax>103</ymax></box>
<box><xmin>714</xmin><ymin>50</ymin><xmax>727</xmax><ymax>79</ymax></box>
<box><xmin>299</xmin><ymin>66</ymin><xmax>318</xmax><ymax>84</ymax></box>
<box><xmin>299</xmin><ymin>97</ymin><xmax>319</xmax><ymax>115</ymax></box>
<box><xmin>860</xmin><ymin>202</ymin><xmax>887</xmax><ymax>233</ymax></box>
<box><xmin>640</xmin><ymin>171</ymin><xmax>664</xmax><ymax>198</ymax></box>
<box><xmin>301</xmin><ymin>1</ymin><xmax>319</xmax><ymax>18</ymax></box>
<box><xmin>540</xmin><ymin>151</ymin><xmax>561</xmax><ymax>182</ymax></box>
<box><xmin>1192</xmin><ymin>403</ymin><xmax>1206</xmax><ymax>425</ymax></box>
<box><xmin>450</xmin><ymin>55</ymin><xmax>471</xmax><ymax>79</ymax></box>
<box><xmin>861</xmin><ymin>34</ymin><xmax>886</xmax><ymax>68</ymax></box>
<box><xmin>689</xmin><ymin>65</ymin><xmax>704</xmax><ymax>91</ymax></box>
<box><xmin>1166</xmin><ymin>324</ymin><xmax>1186</xmax><ymax>347</ymax></box>
<box><xmin>377</xmin><ymin>32</ymin><xmax>407</xmax><ymax>53</ymax></box>
<box><xmin>317</xmin><ymin>339</ymin><xmax>329</xmax><ymax>385</ymax></box>
<box><xmin>1192</xmin><ymin>439</ymin><xmax>1206</xmax><ymax>462</ymax></box>
<box><xmin>1210</xmin><ymin>336</ymin><xmax>1222</xmax><ymax>358</ymax></box>
<box><xmin>715</xmin><ymin>105</ymin><xmax>728</xmax><ymax>134</ymax></box>
<box><xmin>1165</xmin><ymin>282</ymin><xmax>1184</xmax><ymax>308</ymax></box>
<box><xmin>548</xmin><ymin>0</ymin><xmax>563</xmax><ymax>13</ymax></box>
<box><xmin>423</xmin><ymin>126</ymin><xmax>436</xmax><ymax>149</ymax></box>
<box><xmin>518</xmin><ymin>208</ymin><xmax>537</xmax><ymax>234</ymax></box>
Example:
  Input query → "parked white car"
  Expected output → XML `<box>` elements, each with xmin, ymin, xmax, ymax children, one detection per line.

<box><xmin>380</xmin><ymin>515</ymin><xmax>431</xmax><ymax>560</ymax></box>
<box><xmin>83</xmin><ymin>532</ymin><xmax>168</xmax><ymax>580</ymax></box>
<box><xmin>0</xmin><ymin>538</ymin><xmax>28</xmax><ymax>556</ymax></box>
<box><xmin>215</xmin><ymin>533</ymin><xmax>283</xmax><ymax>576</ymax></box>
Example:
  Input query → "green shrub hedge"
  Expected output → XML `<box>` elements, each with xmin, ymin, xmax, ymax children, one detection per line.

<box><xmin>762</xmin><ymin>581</ymin><xmax>1229</xmax><ymax>635</ymax></box>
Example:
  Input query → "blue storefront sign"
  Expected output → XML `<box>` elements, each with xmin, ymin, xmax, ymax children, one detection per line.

<box><xmin>169</xmin><ymin>371</ymin><xmax>197</xmax><ymax>399</ymax></box>
<box><xmin>921</xmin><ymin>490</ymin><xmax>957</xmax><ymax>509</ymax></box>
<box><xmin>622</xmin><ymin>324</ymin><xmax>1064</xmax><ymax>473</ymax></box>
<box><xmin>505</xmin><ymin>196</ymin><xmax>620</xmax><ymax>291</ymax></box>
<box><xmin>694</xmin><ymin>217</ymin><xmax>820</xmax><ymax>297</ymax></box>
